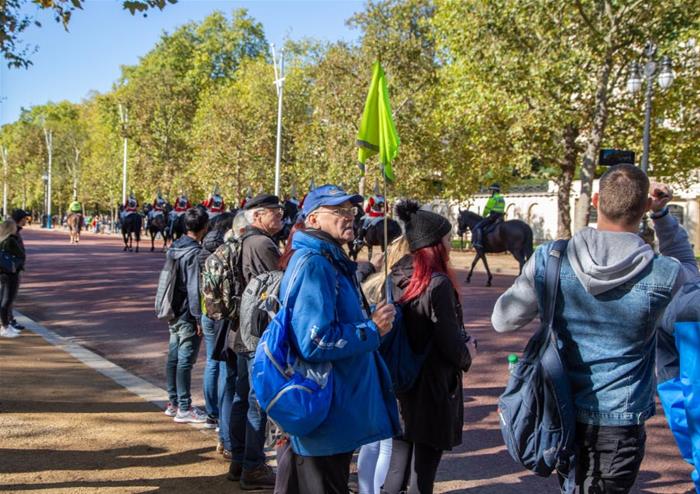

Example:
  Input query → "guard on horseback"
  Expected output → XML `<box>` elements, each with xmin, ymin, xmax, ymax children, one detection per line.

<box><xmin>239</xmin><ymin>187</ymin><xmax>253</xmax><ymax>209</ymax></box>
<box><xmin>472</xmin><ymin>183</ymin><xmax>505</xmax><ymax>250</ymax></box>
<box><xmin>68</xmin><ymin>199</ymin><xmax>82</xmax><ymax>215</ymax></box>
<box><xmin>120</xmin><ymin>193</ymin><xmax>139</xmax><ymax>223</ymax></box>
<box><xmin>147</xmin><ymin>191</ymin><xmax>167</xmax><ymax>229</ymax></box>
<box><xmin>356</xmin><ymin>183</ymin><xmax>386</xmax><ymax>246</ymax></box>
<box><xmin>202</xmin><ymin>186</ymin><xmax>225</xmax><ymax>218</ymax></box>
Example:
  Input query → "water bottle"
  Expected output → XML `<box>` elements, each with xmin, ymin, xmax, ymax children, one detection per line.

<box><xmin>507</xmin><ymin>353</ymin><xmax>518</xmax><ymax>374</ymax></box>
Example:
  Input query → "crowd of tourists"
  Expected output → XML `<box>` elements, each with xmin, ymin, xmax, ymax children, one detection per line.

<box><xmin>155</xmin><ymin>164</ymin><xmax>699</xmax><ymax>494</ymax></box>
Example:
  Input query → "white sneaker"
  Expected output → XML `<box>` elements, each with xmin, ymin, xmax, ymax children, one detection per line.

<box><xmin>173</xmin><ymin>406</ymin><xmax>208</xmax><ymax>424</ymax></box>
<box><xmin>0</xmin><ymin>326</ymin><xmax>20</xmax><ymax>338</ymax></box>
<box><xmin>7</xmin><ymin>324</ymin><xmax>21</xmax><ymax>333</ymax></box>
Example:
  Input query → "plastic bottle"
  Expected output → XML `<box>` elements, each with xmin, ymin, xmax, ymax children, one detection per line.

<box><xmin>507</xmin><ymin>353</ymin><xmax>519</xmax><ymax>374</ymax></box>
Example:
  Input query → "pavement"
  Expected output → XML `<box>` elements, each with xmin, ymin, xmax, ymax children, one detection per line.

<box><xmin>0</xmin><ymin>226</ymin><xmax>694</xmax><ymax>493</ymax></box>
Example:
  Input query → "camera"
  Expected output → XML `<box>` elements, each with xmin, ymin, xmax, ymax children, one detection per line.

<box><xmin>599</xmin><ymin>149</ymin><xmax>636</xmax><ymax>167</ymax></box>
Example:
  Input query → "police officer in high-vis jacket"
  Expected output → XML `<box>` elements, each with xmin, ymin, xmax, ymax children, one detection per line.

<box><xmin>472</xmin><ymin>183</ymin><xmax>505</xmax><ymax>249</ymax></box>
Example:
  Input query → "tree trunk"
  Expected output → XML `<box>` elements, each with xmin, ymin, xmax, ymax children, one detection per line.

<box><xmin>557</xmin><ymin>124</ymin><xmax>579</xmax><ymax>239</ymax></box>
<box><xmin>574</xmin><ymin>54</ymin><xmax>613</xmax><ymax>231</ymax></box>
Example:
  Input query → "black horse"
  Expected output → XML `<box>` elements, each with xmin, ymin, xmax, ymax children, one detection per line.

<box><xmin>348</xmin><ymin>210</ymin><xmax>402</xmax><ymax>261</ymax></box>
<box><xmin>147</xmin><ymin>206</ymin><xmax>170</xmax><ymax>252</ymax></box>
<box><xmin>457</xmin><ymin>210</ymin><xmax>533</xmax><ymax>286</ymax></box>
<box><xmin>121</xmin><ymin>212</ymin><xmax>143</xmax><ymax>252</ymax></box>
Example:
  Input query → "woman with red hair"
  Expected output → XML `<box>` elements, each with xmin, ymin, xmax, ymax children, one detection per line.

<box><xmin>383</xmin><ymin>200</ymin><xmax>477</xmax><ymax>494</ymax></box>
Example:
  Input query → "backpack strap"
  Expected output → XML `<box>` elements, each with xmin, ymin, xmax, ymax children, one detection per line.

<box><xmin>544</xmin><ymin>239</ymin><xmax>568</xmax><ymax>343</ymax></box>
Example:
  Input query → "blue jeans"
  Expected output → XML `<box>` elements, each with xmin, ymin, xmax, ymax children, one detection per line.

<box><xmin>166</xmin><ymin>319</ymin><xmax>202</xmax><ymax>411</ymax></box>
<box><xmin>218</xmin><ymin>356</ymin><xmax>237</xmax><ymax>451</ymax></box>
<box><xmin>202</xmin><ymin>314</ymin><xmax>225</xmax><ymax>419</ymax></box>
<box><xmin>230</xmin><ymin>351</ymin><xmax>267</xmax><ymax>470</ymax></box>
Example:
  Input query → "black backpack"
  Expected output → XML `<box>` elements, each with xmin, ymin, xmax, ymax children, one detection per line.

<box><xmin>497</xmin><ymin>239</ymin><xmax>577</xmax><ymax>492</ymax></box>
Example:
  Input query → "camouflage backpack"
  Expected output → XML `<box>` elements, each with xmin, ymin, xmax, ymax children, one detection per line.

<box><xmin>201</xmin><ymin>237</ymin><xmax>245</xmax><ymax>321</ymax></box>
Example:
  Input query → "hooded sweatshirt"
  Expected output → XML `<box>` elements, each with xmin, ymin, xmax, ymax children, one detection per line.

<box><xmin>167</xmin><ymin>235</ymin><xmax>202</xmax><ymax>325</ymax></box>
<box><xmin>492</xmin><ymin>213</ymin><xmax>698</xmax><ymax>332</ymax></box>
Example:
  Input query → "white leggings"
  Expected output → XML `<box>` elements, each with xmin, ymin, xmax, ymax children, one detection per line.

<box><xmin>358</xmin><ymin>438</ymin><xmax>393</xmax><ymax>494</ymax></box>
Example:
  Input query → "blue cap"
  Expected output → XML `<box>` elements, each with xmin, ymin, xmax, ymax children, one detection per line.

<box><xmin>302</xmin><ymin>184</ymin><xmax>363</xmax><ymax>217</ymax></box>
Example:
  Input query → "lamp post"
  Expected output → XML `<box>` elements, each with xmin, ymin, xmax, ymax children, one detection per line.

<box><xmin>43</xmin><ymin>126</ymin><xmax>53</xmax><ymax>229</ymax></box>
<box><xmin>1</xmin><ymin>146</ymin><xmax>8</xmax><ymax>219</ymax></box>
<box><xmin>118</xmin><ymin>104</ymin><xmax>129</xmax><ymax>206</ymax></box>
<box><xmin>42</xmin><ymin>173</ymin><xmax>49</xmax><ymax>228</ymax></box>
<box><xmin>271</xmin><ymin>44</ymin><xmax>285</xmax><ymax>197</ymax></box>
<box><xmin>626</xmin><ymin>41</ymin><xmax>675</xmax><ymax>174</ymax></box>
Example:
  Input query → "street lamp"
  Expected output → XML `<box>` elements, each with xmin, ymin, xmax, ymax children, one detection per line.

<box><xmin>118</xmin><ymin>104</ymin><xmax>129</xmax><ymax>206</ymax></box>
<box><xmin>42</xmin><ymin>173</ymin><xmax>49</xmax><ymax>228</ymax></box>
<box><xmin>626</xmin><ymin>42</ymin><xmax>675</xmax><ymax>174</ymax></box>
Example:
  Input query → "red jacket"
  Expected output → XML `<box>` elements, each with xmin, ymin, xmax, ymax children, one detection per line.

<box><xmin>365</xmin><ymin>195</ymin><xmax>385</xmax><ymax>218</ymax></box>
<box><xmin>174</xmin><ymin>198</ymin><xmax>190</xmax><ymax>212</ymax></box>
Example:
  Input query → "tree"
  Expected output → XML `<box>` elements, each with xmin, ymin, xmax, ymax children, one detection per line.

<box><xmin>1</xmin><ymin>0</ymin><xmax>176</xmax><ymax>68</ymax></box>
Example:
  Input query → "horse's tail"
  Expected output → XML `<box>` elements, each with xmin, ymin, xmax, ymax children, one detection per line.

<box><xmin>523</xmin><ymin>225</ymin><xmax>534</xmax><ymax>261</ymax></box>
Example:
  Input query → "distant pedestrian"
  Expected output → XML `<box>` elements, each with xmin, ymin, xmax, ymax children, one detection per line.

<box><xmin>8</xmin><ymin>210</ymin><xmax>29</xmax><ymax>331</ymax></box>
<box><xmin>0</xmin><ymin>220</ymin><xmax>26</xmax><ymax>338</ymax></box>
<box><xmin>383</xmin><ymin>200</ymin><xmax>475</xmax><ymax>494</ymax></box>
<box><xmin>162</xmin><ymin>207</ymin><xmax>209</xmax><ymax>424</ymax></box>
<box><xmin>492</xmin><ymin>167</ymin><xmax>697</xmax><ymax>493</ymax></box>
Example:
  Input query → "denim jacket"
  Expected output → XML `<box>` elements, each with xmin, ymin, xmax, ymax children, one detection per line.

<box><xmin>534</xmin><ymin>243</ymin><xmax>679</xmax><ymax>426</ymax></box>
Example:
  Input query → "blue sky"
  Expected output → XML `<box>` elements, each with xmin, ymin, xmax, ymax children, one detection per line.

<box><xmin>0</xmin><ymin>0</ymin><xmax>365</xmax><ymax>125</ymax></box>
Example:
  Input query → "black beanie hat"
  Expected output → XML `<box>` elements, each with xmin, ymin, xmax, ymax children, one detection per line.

<box><xmin>395</xmin><ymin>200</ymin><xmax>452</xmax><ymax>252</ymax></box>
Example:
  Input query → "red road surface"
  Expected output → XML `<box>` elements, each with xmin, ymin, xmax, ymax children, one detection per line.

<box><xmin>16</xmin><ymin>227</ymin><xmax>695</xmax><ymax>493</ymax></box>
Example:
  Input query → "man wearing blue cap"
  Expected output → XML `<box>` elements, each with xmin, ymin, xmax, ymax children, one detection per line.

<box><xmin>276</xmin><ymin>184</ymin><xmax>399</xmax><ymax>492</ymax></box>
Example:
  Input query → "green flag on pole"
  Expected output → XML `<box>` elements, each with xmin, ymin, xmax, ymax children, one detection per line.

<box><xmin>357</xmin><ymin>61</ymin><xmax>400</xmax><ymax>181</ymax></box>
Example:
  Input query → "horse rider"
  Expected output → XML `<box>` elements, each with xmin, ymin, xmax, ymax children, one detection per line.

<box><xmin>68</xmin><ymin>198</ymin><xmax>82</xmax><ymax>215</ymax></box>
<box><xmin>120</xmin><ymin>193</ymin><xmax>139</xmax><ymax>223</ymax></box>
<box><xmin>240</xmin><ymin>187</ymin><xmax>253</xmax><ymax>209</ymax></box>
<box><xmin>472</xmin><ymin>183</ymin><xmax>506</xmax><ymax>249</ymax></box>
<box><xmin>148</xmin><ymin>192</ymin><xmax>167</xmax><ymax>226</ymax></box>
<box><xmin>202</xmin><ymin>186</ymin><xmax>225</xmax><ymax>219</ymax></box>
<box><xmin>356</xmin><ymin>187</ymin><xmax>385</xmax><ymax>246</ymax></box>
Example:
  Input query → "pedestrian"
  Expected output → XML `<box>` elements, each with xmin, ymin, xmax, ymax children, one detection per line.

<box><xmin>0</xmin><ymin>220</ymin><xmax>26</xmax><ymax>338</ymax></box>
<box><xmin>491</xmin><ymin>165</ymin><xmax>698</xmax><ymax>493</ymax></box>
<box><xmin>381</xmin><ymin>200</ymin><xmax>475</xmax><ymax>494</ymax></box>
<box><xmin>279</xmin><ymin>184</ymin><xmax>399</xmax><ymax>493</ymax></box>
<box><xmin>8</xmin><ymin>209</ymin><xmax>29</xmax><ymax>331</ymax></box>
<box><xmin>228</xmin><ymin>193</ymin><xmax>285</xmax><ymax>490</ymax></box>
<box><xmin>163</xmin><ymin>207</ymin><xmax>209</xmax><ymax>424</ymax></box>
<box><xmin>357</xmin><ymin>235</ymin><xmax>410</xmax><ymax>494</ymax></box>
<box><xmin>197</xmin><ymin>212</ymin><xmax>236</xmax><ymax>432</ymax></box>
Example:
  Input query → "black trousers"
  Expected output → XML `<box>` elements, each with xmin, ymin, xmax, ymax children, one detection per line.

<box><xmin>292</xmin><ymin>450</ymin><xmax>354</xmax><ymax>494</ymax></box>
<box><xmin>558</xmin><ymin>423</ymin><xmax>646</xmax><ymax>494</ymax></box>
<box><xmin>0</xmin><ymin>273</ymin><xmax>19</xmax><ymax>327</ymax></box>
<box><xmin>382</xmin><ymin>439</ymin><xmax>443</xmax><ymax>494</ymax></box>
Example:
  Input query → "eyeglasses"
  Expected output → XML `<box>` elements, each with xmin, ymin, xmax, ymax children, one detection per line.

<box><xmin>316</xmin><ymin>206</ymin><xmax>359</xmax><ymax>218</ymax></box>
<box><xmin>263</xmin><ymin>208</ymin><xmax>284</xmax><ymax>217</ymax></box>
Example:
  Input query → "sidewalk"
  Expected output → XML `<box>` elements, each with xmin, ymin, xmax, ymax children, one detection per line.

<box><xmin>0</xmin><ymin>326</ymin><xmax>241</xmax><ymax>494</ymax></box>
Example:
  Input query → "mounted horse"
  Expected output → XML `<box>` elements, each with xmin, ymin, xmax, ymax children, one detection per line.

<box><xmin>147</xmin><ymin>204</ymin><xmax>170</xmax><ymax>252</ymax></box>
<box><xmin>348</xmin><ymin>208</ymin><xmax>402</xmax><ymax>261</ymax></box>
<box><xmin>457</xmin><ymin>209</ymin><xmax>533</xmax><ymax>286</ymax></box>
<box><xmin>121</xmin><ymin>211</ymin><xmax>143</xmax><ymax>252</ymax></box>
<box><xmin>67</xmin><ymin>213</ymin><xmax>83</xmax><ymax>245</ymax></box>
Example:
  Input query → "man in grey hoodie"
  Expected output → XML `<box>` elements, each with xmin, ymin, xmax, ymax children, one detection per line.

<box><xmin>492</xmin><ymin>164</ymin><xmax>698</xmax><ymax>493</ymax></box>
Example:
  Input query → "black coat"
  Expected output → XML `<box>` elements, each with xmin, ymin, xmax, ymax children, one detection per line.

<box><xmin>390</xmin><ymin>255</ymin><xmax>472</xmax><ymax>450</ymax></box>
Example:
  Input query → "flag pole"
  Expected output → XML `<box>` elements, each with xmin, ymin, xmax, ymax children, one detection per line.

<box><xmin>383</xmin><ymin>169</ymin><xmax>389</xmax><ymax>284</ymax></box>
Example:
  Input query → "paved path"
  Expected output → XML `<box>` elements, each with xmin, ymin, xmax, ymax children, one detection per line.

<box><xmin>13</xmin><ymin>226</ymin><xmax>695</xmax><ymax>493</ymax></box>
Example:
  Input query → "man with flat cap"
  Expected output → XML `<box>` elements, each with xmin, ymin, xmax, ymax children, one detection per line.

<box><xmin>228</xmin><ymin>193</ymin><xmax>284</xmax><ymax>489</ymax></box>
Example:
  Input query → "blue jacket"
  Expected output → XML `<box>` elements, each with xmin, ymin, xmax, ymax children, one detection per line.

<box><xmin>282</xmin><ymin>230</ymin><xmax>400</xmax><ymax>456</ymax></box>
<box><xmin>534</xmin><ymin>242</ymin><xmax>678</xmax><ymax>426</ymax></box>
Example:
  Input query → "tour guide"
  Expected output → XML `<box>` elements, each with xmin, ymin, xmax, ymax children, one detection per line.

<box><xmin>472</xmin><ymin>183</ymin><xmax>505</xmax><ymax>249</ymax></box>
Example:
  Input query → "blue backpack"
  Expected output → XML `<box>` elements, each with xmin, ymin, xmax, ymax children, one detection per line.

<box><xmin>251</xmin><ymin>252</ymin><xmax>334</xmax><ymax>437</ymax></box>
<box><xmin>378</xmin><ymin>275</ymin><xmax>432</xmax><ymax>394</ymax></box>
<box><xmin>497</xmin><ymin>240</ymin><xmax>577</xmax><ymax>491</ymax></box>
